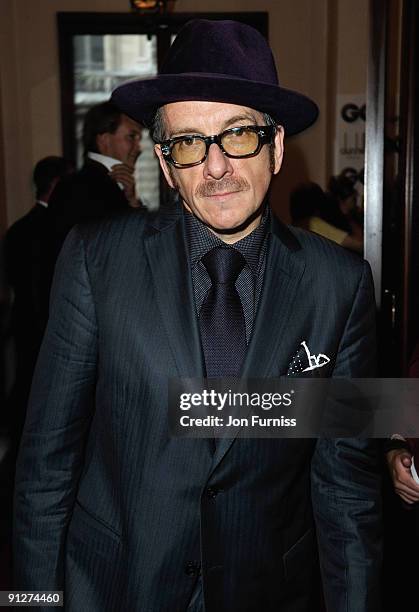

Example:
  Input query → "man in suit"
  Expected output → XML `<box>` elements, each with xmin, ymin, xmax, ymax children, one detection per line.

<box><xmin>2</xmin><ymin>156</ymin><xmax>72</xmax><ymax>591</ymax></box>
<box><xmin>14</xmin><ymin>20</ymin><xmax>382</xmax><ymax>612</ymax></box>
<box><xmin>4</xmin><ymin>156</ymin><xmax>73</xmax><ymax>436</ymax></box>
<box><xmin>47</xmin><ymin>100</ymin><xmax>144</xmax><ymax>261</ymax></box>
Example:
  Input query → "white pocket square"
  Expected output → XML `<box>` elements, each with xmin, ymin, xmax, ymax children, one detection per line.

<box><xmin>287</xmin><ymin>341</ymin><xmax>330</xmax><ymax>376</ymax></box>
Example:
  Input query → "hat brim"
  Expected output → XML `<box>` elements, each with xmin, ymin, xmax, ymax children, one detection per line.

<box><xmin>112</xmin><ymin>73</ymin><xmax>319</xmax><ymax>137</ymax></box>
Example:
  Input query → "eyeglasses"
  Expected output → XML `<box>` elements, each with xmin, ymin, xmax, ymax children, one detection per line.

<box><xmin>159</xmin><ymin>125</ymin><xmax>275</xmax><ymax>168</ymax></box>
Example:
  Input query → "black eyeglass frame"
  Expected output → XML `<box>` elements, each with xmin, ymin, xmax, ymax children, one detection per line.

<box><xmin>159</xmin><ymin>125</ymin><xmax>276</xmax><ymax>168</ymax></box>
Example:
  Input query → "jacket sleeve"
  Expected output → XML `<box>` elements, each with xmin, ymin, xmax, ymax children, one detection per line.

<box><xmin>13</xmin><ymin>226</ymin><xmax>98</xmax><ymax>592</ymax></box>
<box><xmin>311</xmin><ymin>260</ymin><xmax>383</xmax><ymax>612</ymax></box>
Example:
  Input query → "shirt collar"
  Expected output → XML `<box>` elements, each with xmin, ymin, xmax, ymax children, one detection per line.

<box><xmin>184</xmin><ymin>204</ymin><xmax>269</xmax><ymax>274</ymax></box>
<box><xmin>88</xmin><ymin>151</ymin><xmax>121</xmax><ymax>171</ymax></box>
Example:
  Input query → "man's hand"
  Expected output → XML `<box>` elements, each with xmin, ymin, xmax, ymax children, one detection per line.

<box><xmin>387</xmin><ymin>448</ymin><xmax>419</xmax><ymax>504</ymax></box>
<box><xmin>109</xmin><ymin>163</ymin><xmax>137</xmax><ymax>205</ymax></box>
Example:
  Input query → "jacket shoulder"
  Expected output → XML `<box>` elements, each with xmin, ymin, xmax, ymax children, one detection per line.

<box><xmin>287</xmin><ymin>224</ymin><xmax>366</xmax><ymax>276</ymax></box>
<box><xmin>70</xmin><ymin>209</ymin><xmax>157</xmax><ymax>254</ymax></box>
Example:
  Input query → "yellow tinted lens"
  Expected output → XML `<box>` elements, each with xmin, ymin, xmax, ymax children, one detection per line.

<box><xmin>222</xmin><ymin>128</ymin><xmax>259</xmax><ymax>156</ymax></box>
<box><xmin>171</xmin><ymin>137</ymin><xmax>206</xmax><ymax>164</ymax></box>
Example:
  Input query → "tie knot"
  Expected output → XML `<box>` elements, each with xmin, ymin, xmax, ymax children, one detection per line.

<box><xmin>202</xmin><ymin>246</ymin><xmax>245</xmax><ymax>284</ymax></box>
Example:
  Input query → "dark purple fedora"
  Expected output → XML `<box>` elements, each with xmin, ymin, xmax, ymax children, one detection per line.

<box><xmin>111</xmin><ymin>19</ymin><xmax>319</xmax><ymax>136</ymax></box>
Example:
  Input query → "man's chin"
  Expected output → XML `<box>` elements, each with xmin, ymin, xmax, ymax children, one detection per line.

<box><xmin>201</xmin><ymin>213</ymin><xmax>263</xmax><ymax>240</ymax></box>
<box><xmin>207</xmin><ymin>207</ymin><xmax>265</xmax><ymax>235</ymax></box>
<box><xmin>182</xmin><ymin>199</ymin><xmax>266</xmax><ymax>238</ymax></box>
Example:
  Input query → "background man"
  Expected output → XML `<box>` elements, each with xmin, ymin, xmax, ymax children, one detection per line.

<box><xmin>14</xmin><ymin>20</ymin><xmax>382</xmax><ymax>612</ymax></box>
<box><xmin>4</xmin><ymin>155</ymin><xmax>73</xmax><ymax>436</ymax></box>
<box><xmin>48</xmin><ymin>100</ymin><xmax>144</xmax><ymax>259</ymax></box>
<box><xmin>1</xmin><ymin>155</ymin><xmax>72</xmax><ymax>589</ymax></box>
<box><xmin>384</xmin><ymin>346</ymin><xmax>419</xmax><ymax>610</ymax></box>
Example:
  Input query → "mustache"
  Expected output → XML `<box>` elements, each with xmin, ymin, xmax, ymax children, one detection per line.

<box><xmin>195</xmin><ymin>177</ymin><xmax>250</xmax><ymax>198</ymax></box>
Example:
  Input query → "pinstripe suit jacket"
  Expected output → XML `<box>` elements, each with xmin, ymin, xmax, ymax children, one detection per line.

<box><xmin>13</xmin><ymin>206</ymin><xmax>382</xmax><ymax>612</ymax></box>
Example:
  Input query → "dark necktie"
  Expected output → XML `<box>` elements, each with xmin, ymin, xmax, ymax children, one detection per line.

<box><xmin>199</xmin><ymin>246</ymin><xmax>247</xmax><ymax>377</ymax></box>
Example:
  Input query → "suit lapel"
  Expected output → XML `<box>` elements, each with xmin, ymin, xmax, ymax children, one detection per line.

<box><xmin>144</xmin><ymin>208</ymin><xmax>205</xmax><ymax>378</ymax></box>
<box><xmin>212</xmin><ymin>215</ymin><xmax>306</xmax><ymax>468</ymax></box>
<box><xmin>242</xmin><ymin>216</ymin><xmax>306</xmax><ymax>377</ymax></box>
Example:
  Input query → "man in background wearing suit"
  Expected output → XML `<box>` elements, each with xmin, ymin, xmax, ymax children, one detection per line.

<box><xmin>1</xmin><ymin>156</ymin><xmax>72</xmax><ymax>589</ymax></box>
<box><xmin>47</xmin><ymin>100</ymin><xmax>144</xmax><ymax>260</ymax></box>
<box><xmin>4</xmin><ymin>155</ymin><xmax>73</xmax><ymax>437</ymax></box>
<box><xmin>14</xmin><ymin>20</ymin><xmax>382</xmax><ymax>612</ymax></box>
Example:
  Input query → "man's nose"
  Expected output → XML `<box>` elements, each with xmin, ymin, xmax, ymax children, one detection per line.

<box><xmin>203</xmin><ymin>142</ymin><xmax>233</xmax><ymax>180</ymax></box>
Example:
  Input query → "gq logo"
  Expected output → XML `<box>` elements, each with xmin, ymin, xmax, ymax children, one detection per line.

<box><xmin>341</xmin><ymin>103</ymin><xmax>366</xmax><ymax>123</ymax></box>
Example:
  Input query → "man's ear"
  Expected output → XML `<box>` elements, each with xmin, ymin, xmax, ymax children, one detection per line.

<box><xmin>272</xmin><ymin>125</ymin><xmax>285</xmax><ymax>175</ymax></box>
<box><xmin>155</xmin><ymin>144</ymin><xmax>176</xmax><ymax>189</ymax></box>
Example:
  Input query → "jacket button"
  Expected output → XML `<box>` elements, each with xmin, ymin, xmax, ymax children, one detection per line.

<box><xmin>184</xmin><ymin>560</ymin><xmax>201</xmax><ymax>577</ymax></box>
<box><xmin>206</xmin><ymin>487</ymin><xmax>219</xmax><ymax>499</ymax></box>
